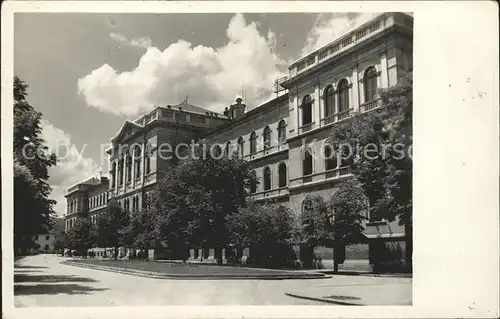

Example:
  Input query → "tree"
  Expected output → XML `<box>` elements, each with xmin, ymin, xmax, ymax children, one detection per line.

<box><xmin>95</xmin><ymin>200</ymin><xmax>130</xmax><ymax>259</ymax></box>
<box><xmin>226</xmin><ymin>201</ymin><xmax>298</xmax><ymax>266</ymax></box>
<box><xmin>299</xmin><ymin>189</ymin><xmax>366</xmax><ymax>271</ymax></box>
<box><xmin>53</xmin><ymin>231</ymin><xmax>68</xmax><ymax>255</ymax></box>
<box><xmin>13</xmin><ymin>76</ymin><xmax>57</xmax><ymax>255</ymax></box>
<box><xmin>65</xmin><ymin>218</ymin><xmax>95</xmax><ymax>257</ymax></box>
<box><xmin>146</xmin><ymin>143</ymin><xmax>257</xmax><ymax>264</ymax></box>
<box><xmin>121</xmin><ymin>200</ymin><xmax>160</xmax><ymax>259</ymax></box>
<box><xmin>331</xmin><ymin>72</ymin><xmax>413</xmax><ymax>270</ymax></box>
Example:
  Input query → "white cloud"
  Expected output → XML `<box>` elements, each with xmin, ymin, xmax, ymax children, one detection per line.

<box><xmin>300</xmin><ymin>12</ymin><xmax>382</xmax><ymax>56</ymax></box>
<box><xmin>41</xmin><ymin>122</ymin><xmax>101</xmax><ymax>216</ymax></box>
<box><xmin>78</xmin><ymin>14</ymin><xmax>287</xmax><ymax>117</ymax></box>
<box><xmin>109</xmin><ymin>32</ymin><xmax>152</xmax><ymax>49</ymax></box>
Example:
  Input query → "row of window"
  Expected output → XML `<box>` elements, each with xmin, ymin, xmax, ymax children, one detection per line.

<box><xmin>34</xmin><ymin>235</ymin><xmax>51</xmax><ymax>241</ymax></box>
<box><xmin>221</xmin><ymin>119</ymin><xmax>287</xmax><ymax>159</ymax></box>
<box><xmin>250</xmin><ymin>162</ymin><xmax>288</xmax><ymax>194</ymax></box>
<box><xmin>65</xmin><ymin>218</ymin><xmax>76</xmax><ymax>231</ymax></box>
<box><xmin>118</xmin><ymin>194</ymin><xmax>141</xmax><ymax>212</ymax></box>
<box><xmin>302</xmin><ymin>144</ymin><xmax>353</xmax><ymax>176</ymax></box>
<box><xmin>89</xmin><ymin>193</ymin><xmax>108</xmax><ymax>210</ymax></box>
<box><xmin>111</xmin><ymin>146</ymin><xmax>151</xmax><ymax>188</ymax></box>
<box><xmin>68</xmin><ymin>198</ymin><xmax>80</xmax><ymax>213</ymax></box>
<box><xmin>301</xmin><ymin>66</ymin><xmax>379</xmax><ymax>127</ymax></box>
<box><xmin>249</xmin><ymin>143</ymin><xmax>353</xmax><ymax>194</ymax></box>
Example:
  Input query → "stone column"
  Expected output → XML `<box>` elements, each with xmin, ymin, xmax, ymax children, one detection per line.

<box><xmin>289</xmin><ymin>92</ymin><xmax>298</xmax><ymax>138</ymax></box>
<box><xmin>314</xmin><ymin>78</ymin><xmax>321</xmax><ymax>126</ymax></box>
<box><xmin>131</xmin><ymin>149</ymin><xmax>135</xmax><ymax>188</ymax></box>
<box><xmin>122</xmin><ymin>153</ymin><xmax>127</xmax><ymax>187</ymax></box>
<box><xmin>352</xmin><ymin>67</ymin><xmax>360</xmax><ymax>112</ymax></box>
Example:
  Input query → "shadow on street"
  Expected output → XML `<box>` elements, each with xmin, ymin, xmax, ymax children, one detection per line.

<box><xmin>14</xmin><ymin>284</ymin><xmax>108</xmax><ymax>296</ymax></box>
<box><xmin>14</xmin><ymin>274</ymin><xmax>99</xmax><ymax>283</ymax></box>
<box><xmin>14</xmin><ymin>265</ymin><xmax>48</xmax><ymax>269</ymax></box>
<box><xmin>14</xmin><ymin>270</ymin><xmax>107</xmax><ymax>296</ymax></box>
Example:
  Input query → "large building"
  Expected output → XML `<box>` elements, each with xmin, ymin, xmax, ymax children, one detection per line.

<box><xmin>65</xmin><ymin>12</ymin><xmax>413</xmax><ymax>269</ymax></box>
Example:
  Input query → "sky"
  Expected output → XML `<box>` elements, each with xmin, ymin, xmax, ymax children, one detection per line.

<box><xmin>14</xmin><ymin>12</ymin><xmax>381</xmax><ymax>216</ymax></box>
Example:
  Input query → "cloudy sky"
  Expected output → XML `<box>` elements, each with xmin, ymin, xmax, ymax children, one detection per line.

<box><xmin>14</xmin><ymin>12</ymin><xmax>381</xmax><ymax>215</ymax></box>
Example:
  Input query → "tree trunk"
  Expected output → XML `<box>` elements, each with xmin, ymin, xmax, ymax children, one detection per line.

<box><xmin>215</xmin><ymin>246</ymin><xmax>223</xmax><ymax>265</ymax></box>
<box><xmin>114</xmin><ymin>246</ymin><xmax>118</xmax><ymax>260</ymax></box>
<box><xmin>333</xmin><ymin>248</ymin><xmax>338</xmax><ymax>273</ymax></box>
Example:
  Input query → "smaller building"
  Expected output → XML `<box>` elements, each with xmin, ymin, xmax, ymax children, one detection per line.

<box><xmin>31</xmin><ymin>233</ymin><xmax>58</xmax><ymax>253</ymax></box>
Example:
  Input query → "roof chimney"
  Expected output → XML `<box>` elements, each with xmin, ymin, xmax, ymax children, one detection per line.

<box><xmin>229</xmin><ymin>97</ymin><xmax>246</xmax><ymax>119</ymax></box>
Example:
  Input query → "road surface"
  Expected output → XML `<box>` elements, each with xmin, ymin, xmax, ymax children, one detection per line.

<box><xmin>14</xmin><ymin>254</ymin><xmax>327</xmax><ymax>306</ymax></box>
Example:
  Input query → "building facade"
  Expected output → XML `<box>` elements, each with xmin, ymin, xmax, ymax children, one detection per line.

<box><xmin>105</xmin><ymin>101</ymin><xmax>231</xmax><ymax>212</ymax></box>
<box><xmin>31</xmin><ymin>233</ymin><xmax>58</xmax><ymax>253</ymax></box>
<box><xmin>64</xmin><ymin>176</ymin><xmax>109</xmax><ymax>232</ymax></box>
<box><xmin>65</xmin><ymin>12</ymin><xmax>413</xmax><ymax>269</ymax></box>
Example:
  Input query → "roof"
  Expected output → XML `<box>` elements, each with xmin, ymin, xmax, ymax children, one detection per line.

<box><xmin>80</xmin><ymin>176</ymin><xmax>101</xmax><ymax>186</ymax></box>
<box><xmin>202</xmin><ymin>93</ymin><xmax>289</xmax><ymax>139</ymax></box>
<box><xmin>171</xmin><ymin>101</ymin><xmax>226</xmax><ymax>117</ymax></box>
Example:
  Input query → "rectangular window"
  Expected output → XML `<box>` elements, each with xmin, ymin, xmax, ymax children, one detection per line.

<box><xmin>319</xmin><ymin>50</ymin><xmax>329</xmax><ymax>60</ymax></box>
<box><xmin>296</xmin><ymin>62</ymin><xmax>306</xmax><ymax>72</ymax></box>
<box><xmin>46</xmin><ymin>235</ymin><xmax>50</xmax><ymax>240</ymax></box>
<box><xmin>161</xmin><ymin>109</ymin><xmax>173</xmax><ymax>118</ymax></box>
<box><xmin>306</xmin><ymin>56</ymin><xmax>315</xmax><ymax>66</ymax></box>
<box><xmin>190</xmin><ymin>114</ymin><xmax>206</xmax><ymax>124</ymax></box>
<box><xmin>176</xmin><ymin>113</ymin><xmax>187</xmax><ymax>122</ymax></box>
<box><xmin>44</xmin><ymin>244</ymin><xmax>49</xmax><ymax>251</ymax></box>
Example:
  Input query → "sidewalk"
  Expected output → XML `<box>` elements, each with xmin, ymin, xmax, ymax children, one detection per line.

<box><xmin>285</xmin><ymin>274</ymin><xmax>412</xmax><ymax>305</ymax></box>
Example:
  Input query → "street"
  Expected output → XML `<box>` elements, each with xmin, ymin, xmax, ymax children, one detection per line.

<box><xmin>14</xmin><ymin>254</ymin><xmax>411</xmax><ymax>307</ymax></box>
<box><xmin>14</xmin><ymin>254</ymin><xmax>325</xmax><ymax>306</ymax></box>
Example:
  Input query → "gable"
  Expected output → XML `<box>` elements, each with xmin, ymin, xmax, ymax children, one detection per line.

<box><xmin>112</xmin><ymin>121</ymin><xmax>142</xmax><ymax>144</ymax></box>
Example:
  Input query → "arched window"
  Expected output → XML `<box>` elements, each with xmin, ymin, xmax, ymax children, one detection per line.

<box><xmin>111</xmin><ymin>162</ymin><xmax>116</xmax><ymax>188</ymax></box>
<box><xmin>302</xmin><ymin>148</ymin><xmax>313</xmax><ymax>176</ymax></box>
<box><xmin>134</xmin><ymin>146</ymin><xmax>142</xmax><ymax>179</ymax></box>
<box><xmin>302</xmin><ymin>198</ymin><xmax>313</xmax><ymax>214</ymax></box>
<box><xmin>263</xmin><ymin>167</ymin><xmax>271</xmax><ymax>190</ymax></box>
<box><xmin>250</xmin><ymin>178</ymin><xmax>257</xmax><ymax>194</ymax></box>
<box><xmin>226</xmin><ymin>141</ymin><xmax>231</xmax><ymax>156</ymax></box>
<box><xmin>263</xmin><ymin>126</ymin><xmax>271</xmax><ymax>150</ymax></box>
<box><xmin>249</xmin><ymin>132</ymin><xmax>257</xmax><ymax>154</ymax></box>
<box><xmin>364</xmin><ymin>66</ymin><xmax>378</xmax><ymax>102</ymax></box>
<box><xmin>338</xmin><ymin>79</ymin><xmax>350</xmax><ymax>112</ymax></box>
<box><xmin>212</xmin><ymin>144</ymin><xmax>222</xmax><ymax>157</ymax></box>
<box><xmin>339</xmin><ymin>145</ymin><xmax>354</xmax><ymax>167</ymax></box>
<box><xmin>301</xmin><ymin>95</ymin><xmax>313</xmax><ymax>126</ymax></box>
<box><xmin>126</xmin><ymin>154</ymin><xmax>132</xmax><ymax>182</ymax></box>
<box><xmin>238</xmin><ymin>137</ymin><xmax>244</xmax><ymax>158</ymax></box>
<box><xmin>324</xmin><ymin>144</ymin><xmax>338</xmax><ymax>170</ymax></box>
<box><xmin>278</xmin><ymin>162</ymin><xmax>287</xmax><ymax>187</ymax></box>
<box><xmin>145</xmin><ymin>148</ymin><xmax>151</xmax><ymax>174</ymax></box>
<box><xmin>277</xmin><ymin>120</ymin><xmax>286</xmax><ymax>143</ymax></box>
<box><xmin>324</xmin><ymin>85</ymin><xmax>335</xmax><ymax>118</ymax></box>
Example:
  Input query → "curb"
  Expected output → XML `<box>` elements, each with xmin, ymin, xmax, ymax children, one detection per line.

<box><xmin>62</xmin><ymin>261</ymin><xmax>329</xmax><ymax>280</ymax></box>
<box><xmin>284</xmin><ymin>292</ymin><xmax>362</xmax><ymax>306</ymax></box>
<box><xmin>316</xmin><ymin>271</ymin><xmax>413</xmax><ymax>279</ymax></box>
